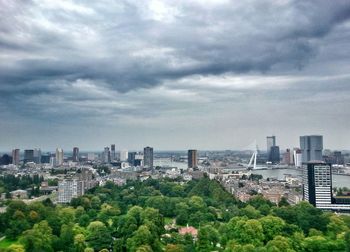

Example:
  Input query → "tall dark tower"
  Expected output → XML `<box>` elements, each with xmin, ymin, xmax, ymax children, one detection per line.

<box><xmin>143</xmin><ymin>147</ymin><xmax>154</xmax><ymax>169</ymax></box>
<box><xmin>188</xmin><ymin>149</ymin><xmax>198</xmax><ymax>168</ymax></box>
<box><xmin>73</xmin><ymin>147</ymin><xmax>79</xmax><ymax>162</ymax></box>
<box><xmin>303</xmin><ymin>162</ymin><xmax>332</xmax><ymax>208</ymax></box>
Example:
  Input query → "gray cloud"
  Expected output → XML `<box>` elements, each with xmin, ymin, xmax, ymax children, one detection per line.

<box><xmin>0</xmin><ymin>0</ymin><xmax>350</xmax><ymax>150</ymax></box>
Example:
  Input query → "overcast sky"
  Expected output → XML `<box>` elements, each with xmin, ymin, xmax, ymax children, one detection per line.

<box><xmin>1</xmin><ymin>0</ymin><xmax>350</xmax><ymax>151</ymax></box>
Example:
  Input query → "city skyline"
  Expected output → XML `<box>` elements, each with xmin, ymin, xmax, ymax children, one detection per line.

<box><xmin>1</xmin><ymin>1</ymin><xmax>350</xmax><ymax>150</ymax></box>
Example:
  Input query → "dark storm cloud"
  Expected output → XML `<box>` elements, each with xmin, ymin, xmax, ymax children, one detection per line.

<box><xmin>1</xmin><ymin>0</ymin><xmax>350</xmax><ymax>150</ymax></box>
<box><xmin>1</xmin><ymin>0</ymin><xmax>349</xmax><ymax>94</ymax></box>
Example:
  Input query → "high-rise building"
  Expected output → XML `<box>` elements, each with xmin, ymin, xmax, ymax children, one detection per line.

<box><xmin>302</xmin><ymin>162</ymin><xmax>350</xmax><ymax>211</ymax></box>
<box><xmin>282</xmin><ymin>149</ymin><xmax>291</xmax><ymax>165</ymax></box>
<box><xmin>12</xmin><ymin>149</ymin><xmax>20</xmax><ymax>165</ymax></box>
<box><xmin>111</xmin><ymin>144</ymin><xmax>116</xmax><ymax>161</ymax></box>
<box><xmin>56</xmin><ymin>148</ymin><xmax>64</xmax><ymax>166</ymax></box>
<box><xmin>300</xmin><ymin>135</ymin><xmax>323</xmax><ymax>162</ymax></box>
<box><xmin>103</xmin><ymin>147</ymin><xmax>110</xmax><ymax>163</ymax></box>
<box><xmin>266</xmin><ymin>136</ymin><xmax>276</xmax><ymax>160</ymax></box>
<box><xmin>293</xmin><ymin>148</ymin><xmax>302</xmax><ymax>168</ymax></box>
<box><xmin>128</xmin><ymin>152</ymin><xmax>136</xmax><ymax>166</ymax></box>
<box><xmin>144</xmin><ymin>147</ymin><xmax>153</xmax><ymax>168</ymax></box>
<box><xmin>41</xmin><ymin>152</ymin><xmax>51</xmax><ymax>163</ymax></box>
<box><xmin>73</xmin><ymin>147</ymin><xmax>79</xmax><ymax>162</ymax></box>
<box><xmin>24</xmin><ymin>149</ymin><xmax>34</xmax><ymax>163</ymax></box>
<box><xmin>33</xmin><ymin>148</ymin><xmax>41</xmax><ymax>164</ymax></box>
<box><xmin>188</xmin><ymin>149</ymin><xmax>198</xmax><ymax>168</ymax></box>
<box><xmin>58</xmin><ymin>179</ymin><xmax>84</xmax><ymax>203</ymax></box>
<box><xmin>269</xmin><ymin>146</ymin><xmax>280</xmax><ymax>164</ymax></box>
<box><xmin>120</xmin><ymin>150</ymin><xmax>128</xmax><ymax>162</ymax></box>
<box><xmin>303</xmin><ymin>162</ymin><xmax>332</xmax><ymax>208</ymax></box>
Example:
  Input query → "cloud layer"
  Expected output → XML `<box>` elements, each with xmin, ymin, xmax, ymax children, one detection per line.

<box><xmin>1</xmin><ymin>0</ymin><xmax>350</xmax><ymax>150</ymax></box>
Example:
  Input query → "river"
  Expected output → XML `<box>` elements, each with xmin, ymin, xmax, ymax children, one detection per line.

<box><xmin>154</xmin><ymin>159</ymin><xmax>350</xmax><ymax>188</ymax></box>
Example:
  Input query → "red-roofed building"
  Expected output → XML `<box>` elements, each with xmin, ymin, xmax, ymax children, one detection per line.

<box><xmin>179</xmin><ymin>226</ymin><xmax>198</xmax><ymax>238</ymax></box>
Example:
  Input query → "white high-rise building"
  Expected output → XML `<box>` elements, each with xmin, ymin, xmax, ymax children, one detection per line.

<box><xmin>58</xmin><ymin>179</ymin><xmax>84</xmax><ymax>203</ymax></box>
<box><xmin>56</xmin><ymin>148</ymin><xmax>64</xmax><ymax>166</ymax></box>
<box><xmin>293</xmin><ymin>148</ymin><xmax>302</xmax><ymax>168</ymax></box>
<box><xmin>120</xmin><ymin>150</ymin><xmax>128</xmax><ymax>162</ymax></box>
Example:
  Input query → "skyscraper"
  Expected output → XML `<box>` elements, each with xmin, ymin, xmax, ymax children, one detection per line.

<box><xmin>103</xmin><ymin>147</ymin><xmax>110</xmax><ymax>163</ymax></box>
<box><xmin>143</xmin><ymin>147</ymin><xmax>153</xmax><ymax>168</ymax></box>
<box><xmin>188</xmin><ymin>149</ymin><xmax>198</xmax><ymax>168</ymax></box>
<box><xmin>120</xmin><ymin>150</ymin><xmax>128</xmax><ymax>162</ymax></box>
<box><xmin>128</xmin><ymin>152</ymin><xmax>136</xmax><ymax>166</ymax></box>
<box><xmin>303</xmin><ymin>162</ymin><xmax>332</xmax><ymax>208</ymax></box>
<box><xmin>24</xmin><ymin>149</ymin><xmax>34</xmax><ymax>163</ymax></box>
<box><xmin>111</xmin><ymin>144</ymin><xmax>116</xmax><ymax>161</ymax></box>
<box><xmin>56</xmin><ymin>148</ymin><xmax>64</xmax><ymax>166</ymax></box>
<box><xmin>266</xmin><ymin>136</ymin><xmax>276</xmax><ymax>162</ymax></box>
<box><xmin>33</xmin><ymin>148</ymin><xmax>41</xmax><ymax>164</ymax></box>
<box><xmin>300</xmin><ymin>135</ymin><xmax>323</xmax><ymax>162</ymax></box>
<box><xmin>73</xmin><ymin>147</ymin><xmax>79</xmax><ymax>162</ymax></box>
<box><xmin>12</xmin><ymin>149</ymin><xmax>20</xmax><ymax>165</ymax></box>
<box><xmin>293</xmin><ymin>148</ymin><xmax>302</xmax><ymax>168</ymax></box>
<box><xmin>269</xmin><ymin>146</ymin><xmax>280</xmax><ymax>164</ymax></box>
<box><xmin>41</xmin><ymin>152</ymin><xmax>51</xmax><ymax>163</ymax></box>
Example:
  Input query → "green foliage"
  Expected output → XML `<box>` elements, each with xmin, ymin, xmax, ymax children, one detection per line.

<box><xmin>0</xmin><ymin>177</ymin><xmax>348</xmax><ymax>252</ymax></box>
<box><xmin>19</xmin><ymin>220</ymin><xmax>53</xmax><ymax>252</ymax></box>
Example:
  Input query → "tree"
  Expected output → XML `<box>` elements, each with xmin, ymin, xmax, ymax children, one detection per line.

<box><xmin>165</xmin><ymin>244</ymin><xmax>185</xmax><ymax>252</ymax></box>
<box><xmin>327</xmin><ymin>215</ymin><xmax>349</xmax><ymax>238</ymax></box>
<box><xmin>278</xmin><ymin>197</ymin><xmax>290</xmax><ymax>207</ymax></box>
<box><xmin>20</xmin><ymin>220</ymin><xmax>54</xmax><ymax>252</ymax></box>
<box><xmin>7</xmin><ymin>244</ymin><xmax>25</xmax><ymax>252</ymax></box>
<box><xmin>239</xmin><ymin>205</ymin><xmax>261</xmax><ymax>219</ymax></box>
<box><xmin>74</xmin><ymin>234</ymin><xmax>87</xmax><ymax>252</ymax></box>
<box><xmin>266</xmin><ymin>236</ymin><xmax>292</xmax><ymax>251</ymax></box>
<box><xmin>197</xmin><ymin>225</ymin><xmax>220</xmax><ymax>252</ymax></box>
<box><xmin>345</xmin><ymin>231</ymin><xmax>350</xmax><ymax>252</ymax></box>
<box><xmin>259</xmin><ymin>215</ymin><xmax>285</xmax><ymax>242</ymax></box>
<box><xmin>86</xmin><ymin>221</ymin><xmax>112</xmax><ymax>251</ymax></box>
<box><xmin>127</xmin><ymin>225</ymin><xmax>156</xmax><ymax>252</ymax></box>
<box><xmin>58</xmin><ymin>223</ymin><xmax>75</xmax><ymax>251</ymax></box>
<box><xmin>233</xmin><ymin>219</ymin><xmax>264</xmax><ymax>246</ymax></box>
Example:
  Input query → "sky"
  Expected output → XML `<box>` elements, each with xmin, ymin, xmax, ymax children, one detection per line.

<box><xmin>1</xmin><ymin>0</ymin><xmax>350</xmax><ymax>151</ymax></box>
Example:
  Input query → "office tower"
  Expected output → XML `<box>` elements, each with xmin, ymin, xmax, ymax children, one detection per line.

<box><xmin>303</xmin><ymin>162</ymin><xmax>332</xmax><ymax>208</ymax></box>
<box><xmin>58</xmin><ymin>179</ymin><xmax>84</xmax><ymax>203</ymax></box>
<box><xmin>270</xmin><ymin>146</ymin><xmax>280</xmax><ymax>164</ymax></box>
<box><xmin>144</xmin><ymin>147</ymin><xmax>154</xmax><ymax>168</ymax></box>
<box><xmin>135</xmin><ymin>153</ymin><xmax>143</xmax><ymax>166</ymax></box>
<box><xmin>188</xmin><ymin>149</ymin><xmax>198</xmax><ymax>168</ymax></box>
<box><xmin>56</xmin><ymin>148</ymin><xmax>64</xmax><ymax>166</ymax></box>
<box><xmin>128</xmin><ymin>152</ymin><xmax>136</xmax><ymax>166</ymax></box>
<box><xmin>293</xmin><ymin>148</ymin><xmax>302</xmax><ymax>168</ymax></box>
<box><xmin>33</xmin><ymin>148</ymin><xmax>41</xmax><ymax>164</ymax></box>
<box><xmin>120</xmin><ymin>150</ymin><xmax>128</xmax><ymax>162</ymax></box>
<box><xmin>41</xmin><ymin>152</ymin><xmax>51</xmax><ymax>163</ymax></box>
<box><xmin>24</xmin><ymin>149</ymin><xmax>34</xmax><ymax>163</ymax></box>
<box><xmin>266</xmin><ymin>136</ymin><xmax>276</xmax><ymax>158</ymax></box>
<box><xmin>300</xmin><ymin>135</ymin><xmax>323</xmax><ymax>162</ymax></box>
<box><xmin>12</xmin><ymin>149</ymin><xmax>20</xmax><ymax>165</ymax></box>
<box><xmin>333</xmin><ymin>151</ymin><xmax>343</xmax><ymax>165</ymax></box>
<box><xmin>282</xmin><ymin>149</ymin><xmax>291</xmax><ymax>165</ymax></box>
<box><xmin>73</xmin><ymin>147</ymin><xmax>79</xmax><ymax>162</ymax></box>
<box><xmin>103</xmin><ymin>147</ymin><xmax>110</xmax><ymax>163</ymax></box>
<box><xmin>111</xmin><ymin>144</ymin><xmax>116</xmax><ymax>161</ymax></box>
